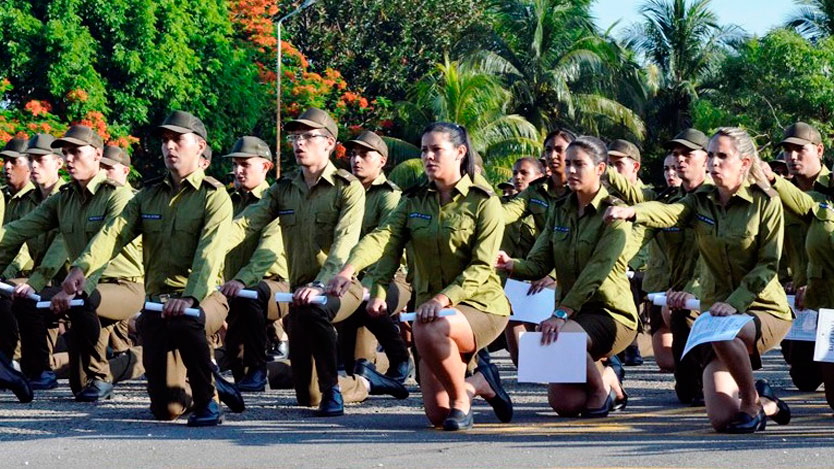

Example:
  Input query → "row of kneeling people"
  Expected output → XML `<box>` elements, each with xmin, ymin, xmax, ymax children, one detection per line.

<box><xmin>0</xmin><ymin>106</ymin><xmax>825</xmax><ymax>434</ymax></box>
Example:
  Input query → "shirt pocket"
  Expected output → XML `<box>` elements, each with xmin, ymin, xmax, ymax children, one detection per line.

<box><xmin>140</xmin><ymin>213</ymin><xmax>164</xmax><ymax>233</ymax></box>
<box><xmin>314</xmin><ymin>212</ymin><xmax>338</xmax><ymax>249</ymax></box>
<box><xmin>85</xmin><ymin>214</ymin><xmax>106</xmax><ymax>239</ymax></box>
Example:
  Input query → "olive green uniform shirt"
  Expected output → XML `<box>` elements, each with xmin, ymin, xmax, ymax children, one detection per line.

<box><xmin>73</xmin><ymin>169</ymin><xmax>232</xmax><ymax>302</ymax></box>
<box><xmin>633</xmin><ymin>183</ymin><xmax>790</xmax><ymax>320</ymax></box>
<box><xmin>359</xmin><ymin>173</ymin><xmax>401</xmax><ymax>289</ymax></box>
<box><xmin>500</xmin><ymin>193</ymin><xmax>539</xmax><ymax>259</ymax></box>
<box><xmin>1</xmin><ymin>180</ymin><xmax>66</xmax><ymax>281</ymax></box>
<box><xmin>604</xmin><ymin>168</ymin><xmax>655</xmax><ymax>271</ymax></box>
<box><xmin>0</xmin><ymin>171</ymin><xmax>144</xmax><ymax>294</ymax></box>
<box><xmin>782</xmin><ymin>166</ymin><xmax>830</xmax><ymax>287</ymax></box>
<box><xmin>224</xmin><ymin>180</ymin><xmax>288</xmax><ymax>287</ymax></box>
<box><xmin>640</xmin><ymin>184</ymin><xmax>707</xmax><ymax>295</ymax></box>
<box><xmin>511</xmin><ymin>186</ymin><xmax>638</xmax><ymax>329</ymax></box>
<box><xmin>771</xmin><ymin>175</ymin><xmax>834</xmax><ymax>310</ymax></box>
<box><xmin>229</xmin><ymin>161</ymin><xmax>365</xmax><ymax>289</ymax></box>
<box><xmin>347</xmin><ymin>174</ymin><xmax>510</xmax><ymax>316</ymax></box>
<box><xmin>502</xmin><ymin>176</ymin><xmax>570</xmax><ymax>233</ymax></box>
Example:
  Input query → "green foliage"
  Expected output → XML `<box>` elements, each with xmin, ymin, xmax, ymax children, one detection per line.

<box><xmin>692</xmin><ymin>29</ymin><xmax>834</xmax><ymax>158</ymax></box>
<box><xmin>786</xmin><ymin>0</ymin><xmax>834</xmax><ymax>42</ymax></box>
<box><xmin>397</xmin><ymin>58</ymin><xmax>541</xmax><ymax>185</ymax></box>
<box><xmin>463</xmin><ymin>0</ymin><xmax>646</xmax><ymax>140</ymax></box>
<box><xmin>285</xmin><ymin>0</ymin><xmax>486</xmax><ymax>102</ymax></box>
<box><xmin>0</xmin><ymin>0</ymin><xmax>269</xmax><ymax>177</ymax></box>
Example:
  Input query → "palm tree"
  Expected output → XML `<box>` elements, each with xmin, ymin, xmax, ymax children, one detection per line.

<box><xmin>786</xmin><ymin>0</ymin><xmax>834</xmax><ymax>42</ymax></box>
<box><xmin>624</xmin><ymin>0</ymin><xmax>744</xmax><ymax>133</ymax></box>
<box><xmin>461</xmin><ymin>0</ymin><xmax>646</xmax><ymax>140</ymax></box>
<box><xmin>396</xmin><ymin>57</ymin><xmax>541</xmax><ymax>184</ymax></box>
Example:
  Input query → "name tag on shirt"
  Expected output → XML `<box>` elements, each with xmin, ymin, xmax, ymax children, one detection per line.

<box><xmin>88</xmin><ymin>215</ymin><xmax>105</xmax><ymax>222</ymax></box>
<box><xmin>409</xmin><ymin>212</ymin><xmax>432</xmax><ymax>221</ymax></box>
<box><xmin>662</xmin><ymin>227</ymin><xmax>682</xmax><ymax>232</ymax></box>
<box><xmin>278</xmin><ymin>209</ymin><xmax>295</xmax><ymax>216</ymax></box>
<box><xmin>553</xmin><ymin>225</ymin><xmax>569</xmax><ymax>233</ymax></box>
<box><xmin>530</xmin><ymin>198</ymin><xmax>549</xmax><ymax>208</ymax></box>
<box><xmin>696</xmin><ymin>214</ymin><xmax>715</xmax><ymax>226</ymax></box>
<box><xmin>141</xmin><ymin>214</ymin><xmax>162</xmax><ymax>220</ymax></box>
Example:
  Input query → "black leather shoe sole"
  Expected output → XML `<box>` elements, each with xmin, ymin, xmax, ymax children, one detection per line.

<box><xmin>442</xmin><ymin>408</ymin><xmax>473</xmax><ymax>431</ymax></box>
<box><xmin>187</xmin><ymin>414</ymin><xmax>224</xmax><ymax>427</ymax></box>
<box><xmin>580</xmin><ymin>394</ymin><xmax>613</xmax><ymax>418</ymax></box>
<box><xmin>723</xmin><ymin>409</ymin><xmax>766</xmax><ymax>434</ymax></box>
<box><xmin>355</xmin><ymin>360</ymin><xmax>408</xmax><ymax>399</ymax></box>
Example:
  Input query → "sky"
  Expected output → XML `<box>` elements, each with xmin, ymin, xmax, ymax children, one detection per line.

<box><xmin>591</xmin><ymin>0</ymin><xmax>799</xmax><ymax>37</ymax></box>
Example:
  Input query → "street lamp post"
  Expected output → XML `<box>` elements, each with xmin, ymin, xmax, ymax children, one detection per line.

<box><xmin>275</xmin><ymin>0</ymin><xmax>319</xmax><ymax>178</ymax></box>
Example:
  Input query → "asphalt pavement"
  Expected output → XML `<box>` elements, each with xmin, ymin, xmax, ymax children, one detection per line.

<box><xmin>2</xmin><ymin>340</ymin><xmax>834</xmax><ymax>468</ymax></box>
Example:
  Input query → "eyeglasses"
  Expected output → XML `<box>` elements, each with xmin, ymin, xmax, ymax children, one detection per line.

<box><xmin>286</xmin><ymin>132</ymin><xmax>329</xmax><ymax>143</ymax></box>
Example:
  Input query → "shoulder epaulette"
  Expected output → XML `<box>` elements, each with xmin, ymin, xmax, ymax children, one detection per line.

<box><xmin>404</xmin><ymin>177</ymin><xmax>430</xmax><ymax>197</ymax></box>
<box><xmin>103</xmin><ymin>178</ymin><xmax>124</xmax><ymax>188</ymax></box>
<box><xmin>470</xmin><ymin>184</ymin><xmax>494</xmax><ymax>197</ymax></box>
<box><xmin>143</xmin><ymin>175</ymin><xmax>165</xmax><ymax>187</ymax></box>
<box><xmin>752</xmin><ymin>181</ymin><xmax>778</xmax><ymax>198</ymax></box>
<box><xmin>383</xmin><ymin>179</ymin><xmax>401</xmax><ymax>192</ymax></box>
<box><xmin>602</xmin><ymin>195</ymin><xmax>625</xmax><ymax>207</ymax></box>
<box><xmin>528</xmin><ymin>175</ymin><xmax>547</xmax><ymax>187</ymax></box>
<box><xmin>59</xmin><ymin>183</ymin><xmax>72</xmax><ymax>192</ymax></box>
<box><xmin>202</xmin><ymin>176</ymin><xmax>224</xmax><ymax>189</ymax></box>
<box><xmin>335</xmin><ymin>168</ymin><xmax>358</xmax><ymax>184</ymax></box>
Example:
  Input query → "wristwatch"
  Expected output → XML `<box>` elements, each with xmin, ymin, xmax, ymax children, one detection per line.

<box><xmin>551</xmin><ymin>308</ymin><xmax>569</xmax><ymax>321</ymax></box>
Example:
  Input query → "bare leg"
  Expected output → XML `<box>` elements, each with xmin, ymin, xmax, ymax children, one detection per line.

<box><xmin>702</xmin><ymin>321</ymin><xmax>759</xmax><ymax>430</ymax></box>
<box><xmin>412</xmin><ymin>312</ymin><xmax>476</xmax><ymax>416</ymax></box>
<box><xmin>652</xmin><ymin>327</ymin><xmax>674</xmax><ymax>372</ymax></box>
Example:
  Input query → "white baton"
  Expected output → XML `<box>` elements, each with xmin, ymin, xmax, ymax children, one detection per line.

<box><xmin>36</xmin><ymin>299</ymin><xmax>84</xmax><ymax>309</ymax></box>
<box><xmin>143</xmin><ymin>301</ymin><xmax>202</xmax><ymax>318</ymax></box>
<box><xmin>217</xmin><ymin>287</ymin><xmax>259</xmax><ymax>300</ymax></box>
<box><xmin>651</xmin><ymin>295</ymin><xmax>700</xmax><ymax>310</ymax></box>
<box><xmin>275</xmin><ymin>292</ymin><xmax>327</xmax><ymax>305</ymax></box>
<box><xmin>0</xmin><ymin>281</ymin><xmax>41</xmax><ymax>301</ymax></box>
<box><xmin>399</xmin><ymin>309</ymin><xmax>456</xmax><ymax>322</ymax></box>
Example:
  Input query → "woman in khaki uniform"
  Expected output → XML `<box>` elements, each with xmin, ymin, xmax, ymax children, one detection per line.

<box><xmin>606</xmin><ymin>128</ymin><xmax>792</xmax><ymax>433</ymax></box>
<box><xmin>497</xmin><ymin>136</ymin><xmax>637</xmax><ymax>418</ymax></box>
<box><xmin>329</xmin><ymin>122</ymin><xmax>512</xmax><ymax>431</ymax></box>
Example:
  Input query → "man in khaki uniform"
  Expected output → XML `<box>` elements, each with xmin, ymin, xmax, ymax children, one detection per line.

<box><xmin>605</xmin><ymin>139</ymin><xmax>654</xmax><ymax>366</ymax></box>
<box><xmin>0</xmin><ymin>126</ymin><xmax>146</xmax><ymax>402</ymax></box>
<box><xmin>63</xmin><ymin>111</ymin><xmax>233</xmax><ymax>426</ymax></box>
<box><xmin>3</xmin><ymin>134</ymin><xmax>67</xmax><ymax>390</ymax></box>
<box><xmin>229</xmin><ymin>108</ymin><xmax>404</xmax><ymax>416</ymax></box>
<box><xmin>777</xmin><ymin>122</ymin><xmax>829</xmax><ymax>391</ymax></box>
<box><xmin>218</xmin><ymin>136</ymin><xmax>290</xmax><ymax>392</ymax></box>
<box><xmin>338</xmin><ymin>131</ymin><xmax>412</xmax><ymax>384</ymax></box>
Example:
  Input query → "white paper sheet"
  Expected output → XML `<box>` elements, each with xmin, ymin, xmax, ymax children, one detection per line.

<box><xmin>517</xmin><ymin>332</ymin><xmax>587</xmax><ymax>384</ymax></box>
<box><xmin>681</xmin><ymin>313</ymin><xmax>754</xmax><ymax>358</ymax></box>
<box><xmin>785</xmin><ymin>309</ymin><xmax>818</xmax><ymax>342</ymax></box>
<box><xmin>504</xmin><ymin>278</ymin><xmax>555</xmax><ymax>324</ymax></box>
<box><xmin>814</xmin><ymin>309</ymin><xmax>834</xmax><ymax>362</ymax></box>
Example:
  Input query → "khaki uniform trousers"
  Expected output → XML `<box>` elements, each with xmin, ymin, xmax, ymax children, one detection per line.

<box><xmin>288</xmin><ymin>279</ymin><xmax>367</xmax><ymax>407</ymax></box>
<box><xmin>137</xmin><ymin>292</ymin><xmax>228</xmax><ymax>421</ymax></box>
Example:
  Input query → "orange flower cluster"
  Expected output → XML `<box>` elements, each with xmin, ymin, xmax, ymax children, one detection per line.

<box><xmin>229</xmin><ymin>0</ymin><xmax>279</xmax><ymax>52</ymax></box>
<box><xmin>24</xmin><ymin>100</ymin><xmax>53</xmax><ymax>117</ymax></box>
<box><xmin>77</xmin><ymin>111</ymin><xmax>110</xmax><ymax>140</ymax></box>
<box><xmin>66</xmin><ymin>88</ymin><xmax>89</xmax><ymax>103</ymax></box>
<box><xmin>110</xmin><ymin>135</ymin><xmax>140</xmax><ymax>149</ymax></box>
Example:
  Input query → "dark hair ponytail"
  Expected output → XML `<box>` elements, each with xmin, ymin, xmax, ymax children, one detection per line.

<box><xmin>421</xmin><ymin>122</ymin><xmax>477</xmax><ymax>177</ymax></box>
<box><xmin>567</xmin><ymin>136</ymin><xmax>608</xmax><ymax>165</ymax></box>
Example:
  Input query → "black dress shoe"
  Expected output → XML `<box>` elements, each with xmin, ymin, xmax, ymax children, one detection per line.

<box><xmin>755</xmin><ymin>379</ymin><xmax>791</xmax><ymax>425</ymax></box>
<box><xmin>237</xmin><ymin>367</ymin><xmax>268</xmax><ymax>393</ymax></box>
<box><xmin>28</xmin><ymin>371</ymin><xmax>58</xmax><ymax>390</ymax></box>
<box><xmin>442</xmin><ymin>408</ymin><xmax>473</xmax><ymax>431</ymax></box>
<box><xmin>623</xmin><ymin>345</ymin><xmax>643</xmax><ymax>366</ymax></box>
<box><xmin>266</xmin><ymin>340</ymin><xmax>289</xmax><ymax>362</ymax></box>
<box><xmin>75</xmin><ymin>379</ymin><xmax>113</xmax><ymax>402</ymax></box>
<box><xmin>354</xmin><ymin>359</ymin><xmax>408</xmax><ymax>399</ymax></box>
<box><xmin>476</xmin><ymin>362</ymin><xmax>513</xmax><ymax>423</ymax></box>
<box><xmin>0</xmin><ymin>355</ymin><xmax>33</xmax><ymax>403</ymax></box>
<box><xmin>316</xmin><ymin>388</ymin><xmax>344</xmax><ymax>417</ymax></box>
<box><xmin>187</xmin><ymin>400</ymin><xmax>224</xmax><ymax>427</ymax></box>
<box><xmin>580</xmin><ymin>393</ymin><xmax>613</xmax><ymax>418</ymax></box>
<box><xmin>610</xmin><ymin>389</ymin><xmax>628</xmax><ymax>412</ymax></box>
<box><xmin>723</xmin><ymin>409</ymin><xmax>766</xmax><ymax>434</ymax></box>
<box><xmin>384</xmin><ymin>358</ymin><xmax>413</xmax><ymax>384</ymax></box>
<box><xmin>212</xmin><ymin>365</ymin><xmax>245</xmax><ymax>413</ymax></box>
